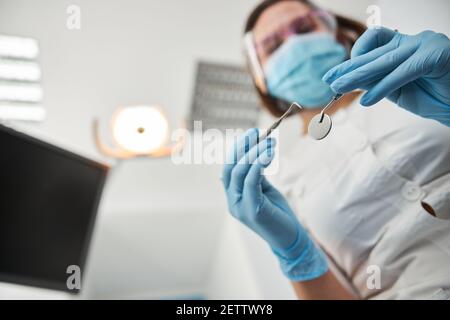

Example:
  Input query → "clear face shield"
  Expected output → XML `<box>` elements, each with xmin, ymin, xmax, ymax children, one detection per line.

<box><xmin>243</xmin><ymin>9</ymin><xmax>337</xmax><ymax>94</ymax></box>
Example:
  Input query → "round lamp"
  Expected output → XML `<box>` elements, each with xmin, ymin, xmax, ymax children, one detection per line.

<box><xmin>111</xmin><ymin>106</ymin><xmax>169</xmax><ymax>154</ymax></box>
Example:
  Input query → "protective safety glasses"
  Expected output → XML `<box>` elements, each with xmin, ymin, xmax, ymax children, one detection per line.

<box><xmin>243</xmin><ymin>9</ymin><xmax>337</xmax><ymax>93</ymax></box>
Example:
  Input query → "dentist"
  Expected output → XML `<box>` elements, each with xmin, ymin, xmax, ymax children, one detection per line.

<box><xmin>222</xmin><ymin>0</ymin><xmax>450</xmax><ymax>300</ymax></box>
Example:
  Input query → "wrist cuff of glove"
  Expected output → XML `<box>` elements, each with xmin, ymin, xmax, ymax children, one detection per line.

<box><xmin>272</xmin><ymin>234</ymin><xmax>328</xmax><ymax>282</ymax></box>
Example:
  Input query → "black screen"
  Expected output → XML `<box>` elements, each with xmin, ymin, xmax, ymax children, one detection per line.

<box><xmin>0</xmin><ymin>124</ymin><xmax>108</xmax><ymax>292</ymax></box>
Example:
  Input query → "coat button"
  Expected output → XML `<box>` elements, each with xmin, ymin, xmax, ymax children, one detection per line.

<box><xmin>401</xmin><ymin>183</ymin><xmax>423</xmax><ymax>201</ymax></box>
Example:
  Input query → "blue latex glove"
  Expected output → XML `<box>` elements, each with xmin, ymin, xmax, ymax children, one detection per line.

<box><xmin>221</xmin><ymin>128</ymin><xmax>328</xmax><ymax>281</ymax></box>
<box><xmin>323</xmin><ymin>27</ymin><xmax>450</xmax><ymax>127</ymax></box>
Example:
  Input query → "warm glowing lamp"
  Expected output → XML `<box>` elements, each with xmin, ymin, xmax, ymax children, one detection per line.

<box><xmin>112</xmin><ymin>106</ymin><xmax>168</xmax><ymax>154</ymax></box>
<box><xmin>94</xmin><ymin>105</ymin><xmax>183</xmax><ymax>159</ymax></box>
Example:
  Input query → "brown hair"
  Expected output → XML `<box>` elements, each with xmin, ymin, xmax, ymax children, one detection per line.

<box><xmin>245</xmin><ymin>0</ymin><xmax>367</xmax><ymax>117</ymax></box>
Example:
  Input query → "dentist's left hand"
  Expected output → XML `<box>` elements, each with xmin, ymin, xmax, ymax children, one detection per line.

<box><xmin>323</xmin><ymin>27</ymin><xmax>450</xmax><ymax>127</ymax></box>
<box><xmin>222</xmin><ymin>128</ymin><xmax>328</xmax><ymax>281</ymax></box>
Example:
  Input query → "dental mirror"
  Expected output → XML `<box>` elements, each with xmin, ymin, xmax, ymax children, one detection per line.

<box><xmin>308</xmin><ymin>94</ymin><xmax>343</xmax><ymax>140</ymax></box>
<box><xmin>308</xmin><ymin>113</ymin><xmax>332</xmax><ymax>140</ymax></box>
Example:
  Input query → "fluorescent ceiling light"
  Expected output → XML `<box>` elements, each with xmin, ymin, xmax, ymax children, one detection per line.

<box><xmin>0</xmin><ymin>103</ymin><xmax>46</xmax><ymax>121</ymax></box>
<box><xmin>0</xmin><ymin>59</ymin><xmax>41</xmax><ymax>82</ymax></box>
<box><xmin>0</xmin><ymin>35</ymin><xmax>39</xmax><ymax>60</ymax></box>
<box><xmin>0</xmin><ymin>83</ymin><xmax>43</xmax><ymax>102</ymax></box>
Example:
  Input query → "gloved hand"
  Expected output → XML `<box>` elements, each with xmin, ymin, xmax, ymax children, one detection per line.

<box><xmin>323</xmin><ymin>27</ymin><xmax>450</xmax><ymax>127</ymax></box>
<box><xmin>221</xmin><ymin>128</ymin><xmax>328</xmax><ymax>281</ymax></box>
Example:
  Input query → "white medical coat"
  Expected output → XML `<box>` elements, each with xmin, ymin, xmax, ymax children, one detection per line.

<box><xmin>269</xmin><ymin>99</ymin><xmax>450</xmax><ymax>299</ymax></box>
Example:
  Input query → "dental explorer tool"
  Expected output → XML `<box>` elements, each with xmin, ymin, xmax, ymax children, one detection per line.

<box><xmin>259</xmin><ymin>102</ymin><xmax>303</xmax><ymax>141</ymax></box>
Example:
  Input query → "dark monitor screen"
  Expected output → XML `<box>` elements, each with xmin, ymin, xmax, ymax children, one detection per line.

<box><xmin>0</xmin><ymin>124</ymin><xmax>108</xmax><ymax>293</ymax></box>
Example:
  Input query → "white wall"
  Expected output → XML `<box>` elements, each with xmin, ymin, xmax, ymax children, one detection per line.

<box><xmin>204</xmin><ymin>216</ymin><xmax>263</xmax><ymax>300</ymax></box>
<box><xmin>376</xmin><ymin>0</ymin><xmax>450</xmax><ymax>35</ymax></box>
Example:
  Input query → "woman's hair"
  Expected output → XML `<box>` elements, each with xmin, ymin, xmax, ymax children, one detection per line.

<box><xmin>245</xmin><ymin>0</ymin><xmax>367</xmax><ymax>117</ymax></box>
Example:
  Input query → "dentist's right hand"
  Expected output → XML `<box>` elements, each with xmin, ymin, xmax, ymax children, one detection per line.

<box><xmin>222</xmin><ymin>128</ymin><xmax>328</xmax><ymax>281</ymax></box>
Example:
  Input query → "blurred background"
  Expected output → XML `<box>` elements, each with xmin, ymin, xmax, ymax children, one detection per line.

<box><xmin>0</xmin><ymin>0</ymin><xmax>448</xmax><ymax>299</ymax></box>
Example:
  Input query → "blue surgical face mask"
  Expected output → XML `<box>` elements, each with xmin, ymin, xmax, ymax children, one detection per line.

<box><xmin>264</xmin><ymin>32</ymin><xmax>347</xmax><ymax>108</ymax></box>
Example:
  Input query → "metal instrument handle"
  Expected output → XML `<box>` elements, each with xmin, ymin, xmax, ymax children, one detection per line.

<box><xmin>260</xmin><ymin>102</ymin><xmax>302</xmax><ymax>140</ymax></box>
